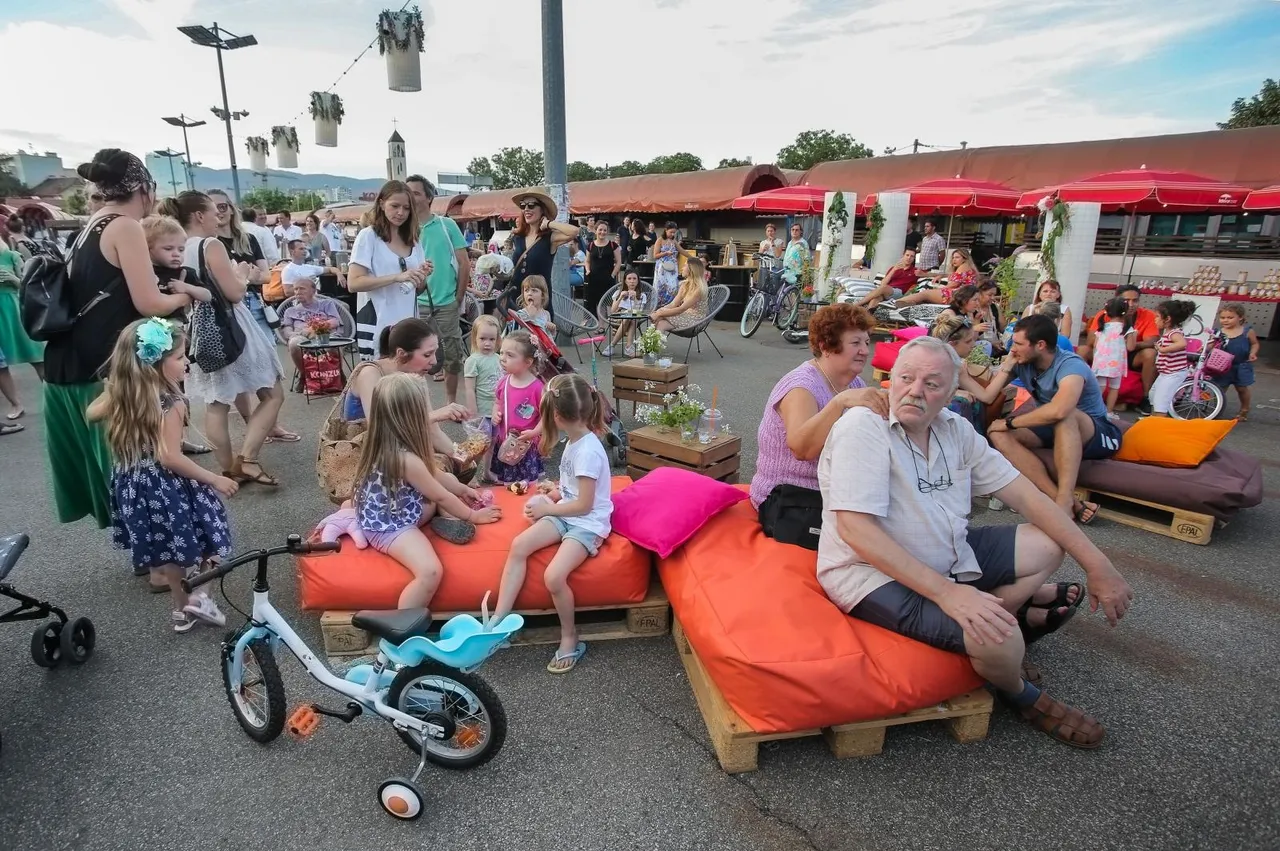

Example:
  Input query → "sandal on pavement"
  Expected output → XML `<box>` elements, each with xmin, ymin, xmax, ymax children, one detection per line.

<box><xmin>0</xmin><ymin>422</ymin><xmax>23</xmax><ymax>436</ymax></box>
<box><xmin>547</xmin><ymin>641</ymin><xmax>586</xmax><ymax>674</ymax></box>
<box><xmin>1017</xmin><ymin>691</ymin><xmax>1105</xmax><ymax>749</ymax></box>
<box><xmin>429</xmin><ymin>516</ymin><xmax>476</xmax><ymax>545</ymax></box>
<box><xmin>1073</xmin><ymin>499</ymin><xmax>1099</xmax><ymax>525</ymax></box>
<box><xmin>231</xmin><ymin>456</ymin><xmax>279</xmax><ymax>487</ymax></box>
<box><xmin>5</xmin><ymin>407</ymin><xmax>23</xmax><ymax>420</ymax></box>
<box><xmin>1016</xmin><ymin>583</ymin><xmax>1084</xmax><ymax>645</ymax></box>
<box><xmin>264</xmin><ymin>430</ymin><xmax>301</xmax><ymax>444</ymax></box>
<box><xmin>182</xmin><ymin>440</ymin><xmax>212</xmax><ymax>455</ymax></box>
<box><xmin>1033</xmin><ymin>581</ymin><xmax>1085</xmax><ymax>612</ymax></box>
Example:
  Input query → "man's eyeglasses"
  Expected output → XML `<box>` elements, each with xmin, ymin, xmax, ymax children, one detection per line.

<box><xmin>518</xmin><ymin>202</ymin><xmax>541</xmax><ymax>211</ymax></box>
<box><xmin>901</xmin><ymin>429</ymin><xmax>953</xmax><ymax>494</ymax></box>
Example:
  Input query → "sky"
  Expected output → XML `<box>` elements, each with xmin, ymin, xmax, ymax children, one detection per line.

<box><xmin>1</xmin><ymin>0</ymin><xmax>1278</xmax><ymax>183</ymax></box>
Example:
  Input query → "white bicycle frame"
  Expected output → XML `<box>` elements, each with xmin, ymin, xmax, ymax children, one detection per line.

<box><xmin>227</xmin><ymin>589</ymin><xmax>446</xmax><ymax>741</ymax></box>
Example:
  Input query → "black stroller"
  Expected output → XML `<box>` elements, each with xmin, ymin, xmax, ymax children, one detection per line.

<box><xmin>1</xmin><ymin>534</ymin><xmax>96</xmax><ymax>667</ymax></box>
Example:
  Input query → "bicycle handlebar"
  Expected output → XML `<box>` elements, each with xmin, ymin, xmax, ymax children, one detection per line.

<box><xmin>181</xmin><ymin>535</ymin><xmax>341</xmax><ymax>593</ymax></box>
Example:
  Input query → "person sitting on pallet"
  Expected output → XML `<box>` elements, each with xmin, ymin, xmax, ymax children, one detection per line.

<box><xmin>984</xmin><ymin>314</ymin><xmax>1124</xmax><ymax>526</ymax></box>
<box><xmin>817</xmin><ymin>335</ymin><xmax>1134</xmax><ymax>750</ymax></box>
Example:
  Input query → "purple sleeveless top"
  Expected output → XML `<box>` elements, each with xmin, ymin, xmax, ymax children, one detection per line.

<box><xmin>749</xmin><ymin>361</ymin><xmax>865</xmax><ymax>508</ymax></box>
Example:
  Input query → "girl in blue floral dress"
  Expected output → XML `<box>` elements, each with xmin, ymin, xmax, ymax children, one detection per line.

<box><xmin>89</xmin><ymin>319</ymin><xmax>239</xmax><ymax>633</ymax></box>
<box><xmin>651</xmin><ymin>222</ymin><xmax>681</xmax><ymax>308</ymax></box>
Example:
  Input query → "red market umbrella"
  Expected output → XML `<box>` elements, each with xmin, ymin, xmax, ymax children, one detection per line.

<box><xmin>863</xmin><ymin>177</ymin><xmax>1021</xmax><ymax>215</ymax></box>
<box><xmin>1016</xmin><ymin>168</ymin><xmax>1250</xmax><ymax>211</ymax></box>
<box><xmin>730</xmin><ymin>185</ymin><xmax>830</xmax><ymax>215</ymax></box>
<box><xmin>1243</xmin><ymin>185</ymin><xmax>1280</xmax><ymax>211</ymax></box>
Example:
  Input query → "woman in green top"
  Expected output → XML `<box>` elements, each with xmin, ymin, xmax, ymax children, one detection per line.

<box><xmin>0</xmin><ymin>234</ymin><xmax>43</xmax><ymax>423</ymax></box>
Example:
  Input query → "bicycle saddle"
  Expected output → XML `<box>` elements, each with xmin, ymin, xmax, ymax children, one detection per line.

<box><xmin>0</xmin><ymin>533</ymin><xmax>30</xmax><ymax>581</ymax></box>
<box><xmin>351</xmin><ymin>608</ymin><xmax>434</xmax><ymax>645</ymax></box>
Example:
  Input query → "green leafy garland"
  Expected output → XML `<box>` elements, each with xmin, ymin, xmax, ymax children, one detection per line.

<box><xmin>1038</xmin><ymin>197</ymin><xmax>1071</xmax><ymax>281</ymax></box>
<box><xmin>376</xmin><ymin>6</ymin><xmax>426</xmax><ymax>55</ymax></box>
<box><xmin>309</xmin><ymin>92</ymin><xmax>345</xmax><ymax>125</ymax></box>
<box><xmin>992</xmin><ymin>255</ymin><xmax>1020</xmax><ymax>312</ymax></box>
<box><xmin>822</xmin><ymin>192</ymin><xmax>849</xmax><ymax>284</ymax></box>
<box><xmin>271</xmin><ymin>125</ymin><xmax>299</xmax><ymax>150</ymax></box>
<box><xmin>862</xmin><ymin>201</ymin><xmax>885</xmax><ymax>269</ymax></box>
<box><xmin>245</xmin><ymin>136</ymin><xmax>269</xmax><ymax>154</ymax></box>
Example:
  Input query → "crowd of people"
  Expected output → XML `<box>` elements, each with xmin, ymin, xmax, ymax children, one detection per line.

<box><xmin>1</xmin><ymin>146</ymin><xmax>1263</xmax><ymax>735</ymax></box>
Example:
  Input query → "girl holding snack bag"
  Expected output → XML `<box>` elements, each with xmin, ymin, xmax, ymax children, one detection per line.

<box><xmin>488</xmin><ymin>330</ymin><xmax>545</xmax><ymax>484</ymax></box>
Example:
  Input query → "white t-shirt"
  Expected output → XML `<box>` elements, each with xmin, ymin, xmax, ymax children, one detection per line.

<box><xmin>246</xmin><ymin>223</ymin><xmax>280</xmax><ymax>264</ymax></box>
<box><xmin>274</xmin><ymin>224</ymin><xmax>302</xmax><ymax>251</ymax></box>
<box><xmin>282</xmin><ymin>261</ymin><xmax>328</xmax><ymax>289</ymax></box>
<box><xmin>349</xmin><ymin>226</ymin><xmax>426</xmax><ymax>359</ymax></box>
<box><xmin>322</xmin><ymin>221</ymin><xmax>344</xmax><ymax>252</ymax></box>
<box><xmin>557</xmin><ymin>431</ymin><xmax>613</xmax><ymax>538</ymax></box>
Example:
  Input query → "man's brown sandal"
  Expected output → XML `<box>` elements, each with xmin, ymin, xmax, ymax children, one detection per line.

<box><xmin>1018</xmin><ymin>692</ymin><xmax>1104</xmax><ymax>749</ymax></box>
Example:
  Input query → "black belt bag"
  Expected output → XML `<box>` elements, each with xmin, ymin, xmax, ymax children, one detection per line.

<box><xmin>758</xmin><ymin>484</ymin><xmax>824</xmax><ymax>551</ymax></box>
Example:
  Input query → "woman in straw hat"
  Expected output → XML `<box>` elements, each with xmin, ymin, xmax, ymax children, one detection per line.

<box><xmin>508</xmin><ymin>190</ymin><xmax>578</xmax><ymax>312</ymax></box>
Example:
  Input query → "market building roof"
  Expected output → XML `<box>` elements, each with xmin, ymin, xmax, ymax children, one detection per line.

<box><xmin>430</xmin><ymin>193</ymin><xmax>467</xmax><ymax>217</ymax></box>
<box><xmin>800</xmin><ymin>125</ymin><xmax>1280</xmax><ymax>200</ymax></box>
<box><xmin>567</xmin><ymin>164</ymin><xmax>786</xmax><ymax>214</ymax></box>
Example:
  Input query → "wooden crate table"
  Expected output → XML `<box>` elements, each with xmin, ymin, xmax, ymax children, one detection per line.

<box><xmin>626</xmin><ymin>425</ymin><xmax>742</xmax><ymax>484</ymax></box>
<box><xmin>612</xmin><ymin>358</ymin><xmax>688</xmax><ymax>416</ymax></box>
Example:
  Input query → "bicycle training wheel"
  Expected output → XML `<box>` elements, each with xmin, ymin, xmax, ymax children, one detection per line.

<box><xmin>775</xmin><ymin>289</ymin><xmax>800</xmax><ymax>331</ymax></box>
<box><xmin>387</xmin><ymin>661</ymin><xmax>507</xmax><ymax>770</ymax></box>
<box><xmin>739</xmin><ymin>292</ymin><xmax>766</xmax><ymax>338</ymax></box>
<box><xmin>222</xmin><ymin>631</ymin><xmax>286</xmax><ymax>743</ymax></box>
<box><xmin>1171</xmin><ymin>378</ymin><xmax>1224</xmax><ymax>420</ymax></box>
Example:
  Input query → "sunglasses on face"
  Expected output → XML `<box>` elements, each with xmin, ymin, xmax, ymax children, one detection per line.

<box><xmin>518</xmin><ymin>202</ymin><xmax>541</xmax><ymax>211</ymax></box>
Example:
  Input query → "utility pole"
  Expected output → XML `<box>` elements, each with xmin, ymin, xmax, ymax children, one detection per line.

<box><xmin>541</xmin><ymin>0</ymin><xmax>571</xmax><ymax>306</ymax></box>
<box><xmin>912</xmin><ymin>139</ymin><xmax>920</xmax><ymax>154</ymax></box>
<box><xmin>213</xmin><ymin>25</ymin><xmax>241</xmax><ymax>203</ymax></box>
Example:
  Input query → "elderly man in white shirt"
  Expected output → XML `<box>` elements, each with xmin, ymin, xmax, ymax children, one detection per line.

<box><xmin>817</xmin><ymin>335</ymin><xmax>1134</xmax><ymax>750</ymax></box>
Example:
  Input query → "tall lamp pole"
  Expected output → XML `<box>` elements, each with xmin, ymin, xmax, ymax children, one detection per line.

<box><xmin>541</xmin><ymin>0</ymin><xmax>570</xmax><ymax>304</ymax></box>
<box><xmin>153</xmin><ymin>150</ymin><xmax>184</xmax><ymax>196</ymax></box>
<box><xmin>161</xmin><ymin>115</ymin><xmax>206</xmax><ymax>190</ymax></box>
<box><xmin>178</xmin><ymin>22</ymin><xmax>256</xmax><ymax>204</ymax></box>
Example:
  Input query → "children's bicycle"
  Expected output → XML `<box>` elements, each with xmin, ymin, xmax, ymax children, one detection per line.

<box><xmin>1171</xmin><ymin>316</ymin><xmax>1228</xmax><ymax>421</ymax></box>
<box><xmin>183</xmin><ymin>535</ymin><xmax>523</xmax><ymax>820</ymax></box>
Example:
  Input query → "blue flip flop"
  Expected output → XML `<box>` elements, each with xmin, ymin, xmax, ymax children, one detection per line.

<box><xmin>547</xmin><ymin>641</ymin><xmax>586</xmax><ymax>674</ymax></box>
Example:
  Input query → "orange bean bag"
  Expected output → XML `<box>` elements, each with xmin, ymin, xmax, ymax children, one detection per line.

<box><xmin>659</xmin><ymin>493</ymin><xmax>983</xmax><ymax>734</ymax></box>
<box><xmin>298</xmin><ymin>476</ymin><xmax>652</xmax><ymax>611</ymax></box>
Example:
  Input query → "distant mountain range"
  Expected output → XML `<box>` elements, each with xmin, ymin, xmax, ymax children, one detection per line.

<box><xmin>170</xmin><ymin>164</ymin><xmax>388</xmax><ymax>197</ymax></box>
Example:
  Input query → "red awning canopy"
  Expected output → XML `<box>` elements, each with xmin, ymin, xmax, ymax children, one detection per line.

<box><xmin>1243</xmin><ymin>185</ymin><xmax>1280</xmax><ymax>211</ymax></box>
<box><xmin>730</xmin><ymin>185</ymin><xmax>829</xmax><ymax>214</ymax></box>
<box><xmin>863</xmin><ymin>178</ymin><xmax>1020</xmax><ymax>215</ymax></box>
<box><xmin>1017</xmin><ymin>168</ymin><xmax>1251</xmax><ymax>212</ymax></box>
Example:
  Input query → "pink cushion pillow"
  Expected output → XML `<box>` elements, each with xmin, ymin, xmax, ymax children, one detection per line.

<box><xmin>893</xmin><ymin>326</ymin><xmax>929</xmax><ymax>341</ymax></box>
<box><xmin>612</xmin><ymin>468</ymin><xmax>749</xmax><ymax>558</ymax></box>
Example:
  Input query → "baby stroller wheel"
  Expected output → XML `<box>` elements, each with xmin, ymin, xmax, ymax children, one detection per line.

<box><xmin>59</xmin><ymin>617</ymin><xmax>96</xmax><ymax>665</ymax></box>
<box><xmin>378</xmin><ymin>777</ymin><xmax>426</xmax><ymax>820</ymax></box>
<box><xmin>30</xmin><ymin>620</ymin><xmax>64</xmax><ymax>668</ymax></box>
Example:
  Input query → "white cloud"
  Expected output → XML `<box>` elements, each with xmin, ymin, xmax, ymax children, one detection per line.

<box><xmin>0</xmin><ymin>0</ymin><xmax>1248</xmax><ymax>185</ymax></box>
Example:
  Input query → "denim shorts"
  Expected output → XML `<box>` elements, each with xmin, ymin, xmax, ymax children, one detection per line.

<box><xmin>242</xmin><ymin>291</ymin><xmax>275</xmax><ymax>343</ymax></box>
<box><xmin>849</xmin><ymin>525</ymin><xmax>1019</xmax><ymax>654</ymax></box>
<box><xmin>544</xmin><ymin>517</ymin><xmax>604</xmax><ymax>556</ymax></box>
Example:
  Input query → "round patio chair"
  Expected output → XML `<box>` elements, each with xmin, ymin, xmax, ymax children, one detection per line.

<box><xmin>667</xmin><ymin>284</ymin><xmax>730</xmax><ymax>362</ymax></box>
<box><xmin>550</xmin><ymin>290</ymin><xmax>603</xmax><ymax>364</ymax></box>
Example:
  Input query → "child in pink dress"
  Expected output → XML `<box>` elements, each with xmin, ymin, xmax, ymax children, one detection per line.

<box><xmin>1091</xmin><ymin>297</ymin><xmax>1135</xmax><ymax>420</ymax></box>
<box><xmin>489</xmin><ymin>330</ymin><xmax>546</xmax><ymax>483</ymax></box>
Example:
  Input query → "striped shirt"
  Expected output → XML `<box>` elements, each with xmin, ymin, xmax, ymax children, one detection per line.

<box><xmin>1155</xmin><ymin>331</ymin><xmax>1189</xmax><ymax>374</ymax></box>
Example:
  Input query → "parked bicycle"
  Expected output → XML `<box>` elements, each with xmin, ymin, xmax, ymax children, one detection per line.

<box><xmin>739</xmin><ymin>255</ymin><xmax>799</xmax><ymax>338</ymax></box>
<box><xmin>183</xmin><ymin>535</ymin><xmax>523</xmax><ymax>820</ymax></box>
<box><xmin>1171</xmin><ymin>315</ymin><xmax>1229</xmax><ymax>421</ymax></box>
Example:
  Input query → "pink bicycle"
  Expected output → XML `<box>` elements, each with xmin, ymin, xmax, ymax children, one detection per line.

<box><xmin>1171</xmin><ymin>316</ymin><xmax>1232</xmax><ymax>421</ymax></box>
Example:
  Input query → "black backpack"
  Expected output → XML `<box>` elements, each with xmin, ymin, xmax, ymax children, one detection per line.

<box><xmin>20</xmin><ymin>215</ymin><xmax>121</xmax><ymax>342</ymax></box>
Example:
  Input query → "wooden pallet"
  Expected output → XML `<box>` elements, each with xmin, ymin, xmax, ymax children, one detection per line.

<box><xmin>1074</xmin><ymin>486</ymin><xmax>1214</xmax><ymax>545</ymax></box>
<box><xmin>672</xmin><ymin>618</ymin><xmax>992</xmax><ymax>773</ymax></box>
<box><xmin>320</xmin><ymin>580</ymin><xmax>671</xmax><ymax>657</ymax></box>
<box><xmin>626</xmin><ymin>425</ymin><xmax>742</xmax><ymax>484</ymax></box>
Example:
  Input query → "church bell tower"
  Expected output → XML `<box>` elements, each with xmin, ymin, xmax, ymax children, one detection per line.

<box><xmin>387</xmin><ymin>129</ymin><xmax>406</xmax><ymax>182</ymax></box>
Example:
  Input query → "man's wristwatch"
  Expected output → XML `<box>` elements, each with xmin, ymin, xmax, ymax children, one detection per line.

<box><xmin>1005</xmin><ymin>416</ymin><xmax>1017</xmax><ymax>431</ymax></box>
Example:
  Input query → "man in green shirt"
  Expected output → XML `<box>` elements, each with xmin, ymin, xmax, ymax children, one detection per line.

<box><xmin>407</xmin><ymin>174</ymin><xmax>471</xmax><ymax>405</ymax></box>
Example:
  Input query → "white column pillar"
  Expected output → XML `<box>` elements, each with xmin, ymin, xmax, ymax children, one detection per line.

<box><xmin>816</xmin><ymin>190</ymin><xmax>856</xmax><ymax>297</ymax></box>
<box><xmin>871</xmin><ymin>192</ymin><xmax>910</xmax><ymax>276</ymax></box>
<box><xmin>1043</xmin><ymin>201</ymin><xmax>1100</xmax><ymax>334</ymax></box>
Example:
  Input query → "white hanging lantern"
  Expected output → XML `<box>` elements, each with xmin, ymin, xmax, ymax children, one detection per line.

<box><xmin>271</xmin><ymin>126</ymin><xmax>299</xmax><ymax>168</ymax></box>
<box><xmin>310</xmin><ymin>92</ymin><xmax>343</xmax><ymax>148</ymax></box>
<box><xmin>376</xmin><ymin>6</ymin><xmax>425</xmax><ymax>93</ymax></box>
<box><xmin>245</xmin><ymin>136</ymin><xmax>269</xmax><ymax>173</ymax></box>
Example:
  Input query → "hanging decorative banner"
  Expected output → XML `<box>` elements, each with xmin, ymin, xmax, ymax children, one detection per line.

<box><xmin>310</xmin><ymin>92</ymin><xmax>344</xmax><ymax>148</ymax></box>
<box><xmin>816</xmin><ymin>191</ymin><xmax>855</xmax><ymax>299</ymax></box>
<box><xmin>245</xmin><ymin>136</ymin><xmax>269</xmax><ymax>173</ymax></box>
<box><xmin>376</xmin><ymin>6</ymin><xmax>425</xmax><ymax>93</ymax></box>
<box><xmin>272</xmin><ymin>126</ymin><xmax>299</xmax><ymax>168</ymax></box>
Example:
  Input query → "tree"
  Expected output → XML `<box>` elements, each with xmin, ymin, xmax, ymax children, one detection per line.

<box><xmin>606</xmin><ymin>160</ymin><xmax>645</xmax><ymax>179</ymax></box>
<box><xmin>0</xmin><ymin>158</ymin><xmax>30</xmax><ymax>197</ymax></box>
<box><xmin>776</xmin><ymin>130</ymin><xmax>873</xmax><ymax>170</ymax></box>
<box><xmin>644</xmin><ymin>152</ymin><xmax>703</xmax><ymax>174</ymax></box>
<box><xmin>62</xmin><ymin>190</ymin><xmax>88</xmax><ymax>215</ymax></box>
<box><xmin>1218</xmin><ymin>79</ymin><xmax>1280</xmax><ymax>129</ymax></box>
<box><xmin>240</xmin><ymin>187</ymin><xmax>294</xmax><ymax>213</ymax></box>
<box><xmin>466</xmin><ymin>147</ymin><xmax>544</xmax><ymax>190</ymax></box>
<box><xmin>293</xmin><ymin>191</ymin><xmax>324</xmax><ymax>210</ymax></box>
<box><xmin>716</xmin><ymin>157</ymin><xmax>753</xmax><ymax>169</ymax></box>
<box><xmin>567</xmin><ymin>160</ymin><xmax>604</xmax><ymax>182</ymax></box>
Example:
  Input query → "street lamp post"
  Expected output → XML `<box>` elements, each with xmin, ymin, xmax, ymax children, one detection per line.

<box><xmin>178</xmin><ymin>22</ymin><xmax>257</xmax><ymax>204</ymax></box>
<box><xmin>161</xmin><ymin>114</ymin><xmax>207</xmax><ymax>190</ymax></box>
<box><xmin>541</xmin><ymin>0</ymin><xmax>570</xmax><ymax>304</ymax></box>
<box><xmin>153</xmin><ymin>149</ymin><xmax>184</xmax><ymax>197</ymax></box>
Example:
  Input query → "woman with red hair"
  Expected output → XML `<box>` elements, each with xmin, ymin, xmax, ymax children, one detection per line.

<box><xmin>749</xmin><ymin>303</ymin><xmax>888</xmax><ymax>549</ymax></box>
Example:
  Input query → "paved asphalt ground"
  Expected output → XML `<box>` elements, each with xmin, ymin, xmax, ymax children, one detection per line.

<box><xmin>1</xmin><ymin>322</ymin><xmax>1278</xmax><ymax>851</ymax></box>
